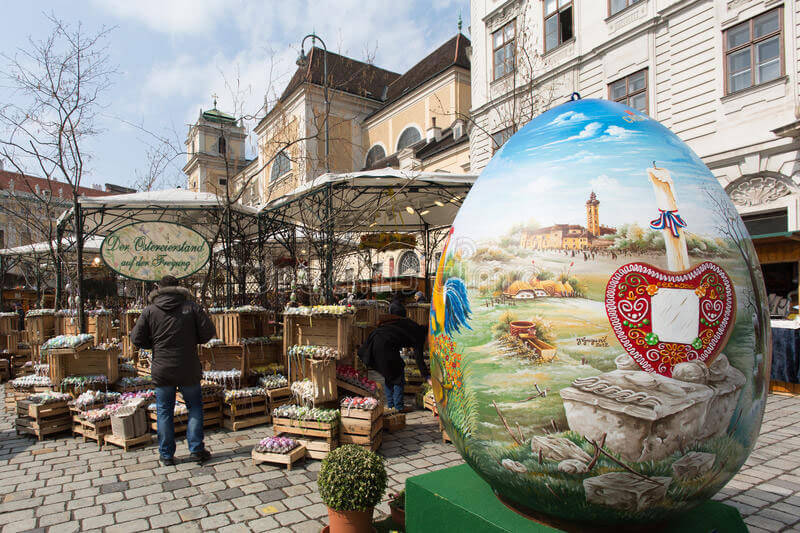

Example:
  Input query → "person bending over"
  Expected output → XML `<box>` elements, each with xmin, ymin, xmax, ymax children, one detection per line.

<box><xmin>131</xmin><ymin>276</ymin><xmax>216</xmax><ymax>465</ymax></box>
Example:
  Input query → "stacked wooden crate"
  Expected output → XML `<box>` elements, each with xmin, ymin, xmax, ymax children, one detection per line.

<box><xmin>73</xmin><ymin>412</ymin><xmax>112</xmax><ymax>447</ymax></box>
<box><xmin>223</xmin><ymin>309</ymin><xmax>269</xmax><ymax>345</ymax></box>
<box><xmin>16</xmin><ymin>397</ymin><xmax>72</xmax><ymax>440</ymax></box>
<box><xmin>339</xmin><ymin>402</ymin><xmax>383</xmax><ymax>451</ymax></box>
<box><xmin>87</xmin><ymin>314</ymin><xmax>113</xmax><ymax>343</ymax></box>
<box><xmin>0</xmin><ymin>358</ymin><xmax>10</xmax><ymax>381</ymax></box>
<box><xmin>47</xmin><ymin>342</ymin><xmax>119</xmax><ymax>387</ymax></box>
<box><xmin>105</xmin><ymin>405</ymin><xmax>151</xmax><ymax>451</ymax></box>
<box><xmin>222</xmin><ymin>391</ymin><xmax>270</xmax><ymax>431</ymax></box>
<box><xmin>25</xmin><ymin>313</ymin><xmax>55</xmax><ymax>347</ymax></box>
<box><xmin>273</xmin><ymin>415</ymin><xmax>339</xmax><ymax>460</ymax></box>
<box><xmin>406</xmin><ymin>303</ymin><xmax>430</xmax><ymax>328</ymax></box>
<box><xmin>5</xmin><ymin>384</ymin><xmax>52</xmax><ymax>412</ymax></box>
<box><xmin>283</xmin><ymin>312</ymin><xmax>354</xmax><ymax>382</ymax></box>
<box><xmin>177</xmin><ymin>381</ymin><xmax>223</xmax><ymax>429</ymax></box>
<box><xmin>121</xmin><ymin>310</ymin><xmax>141</xmax><ymax>359</ymax></box>
<box><xmin>198</xmin><ymin>344</ymin><xmax>244</xmax><ymax>374</ymax></box>
<box><xmin>147</xmin><ymin>405</ymin><xmax>188</xmax><ymax>434</ymax></box>
<box><xmin>384</xmin><ymin>410</ymin><xmax>407</xmax><ymax>432</ymax></box>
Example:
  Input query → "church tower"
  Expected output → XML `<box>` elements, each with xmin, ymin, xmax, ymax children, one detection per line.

<box><xmin>586</xmin><ymin>191</ymin><xmax>600</xmax><ymax>236</ymax></box>
<box><xmin>183</xmin><ymin>96</ymin><xmax>248</xmax><ymax>196</ymax></box>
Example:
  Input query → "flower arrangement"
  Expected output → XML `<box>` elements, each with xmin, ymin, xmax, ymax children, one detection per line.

<box><xmin>84</xmin><ymin>403</ymin><xmax>124</xmax><ymax>422</ymax></box>
<box><xmin>55</xmin><ymin>309</ymin><xmax>77</xmax><ymax>317</ymax></box>
<box><xmin>290</xmin><ymin>379</ymin><xmax>314</xmax><ymax>402</ymax></box>
<box><xmin>336</xmin><ymin>365</ymin><xmax>378</xmax><ymax>393</ymax></box>
<box><xmin>34</xmin><ymin>364</ymin><xmax>49</xmax><ymax>376</ymax></box>
<box><xmin>117</xmin><ymin>376</ymin><xmax>153</xmax><ymax>388</ymax></box>
<box><xmin>202</xmin><ymin>369</ymin><xmax>241</xmax><ymax>388</ymax></box>
<box><xmin>40</xmin><ymin>334</ymin><xmax>94</xmax><ymax>352</ymax></box>
<box><xmin>272</xmin><ymin>404</ymin><xmax>340</xmax><ymax>423</ymax></box>
<box><xmin>198</xmin><ymin>381</ymin><xmax>223</xmax><ymax>398</ymax></box>
<box><xmin>96</xmin><ymin>341</ymin><xmax>121</xmax><ymax>351</ymax></box>
<box><xmin>25</xmin><ymin>308</ymin><xmax>55</xmax><ymax>317</ymax></box>
<box><xmin>223</xmin><ymin>387</ymin><xmax>265</xmax><ymax>403</ymax></box>
<box><xmin>288</xmin><ymin>345</ymin><xmax>339</xmax><ymax>360</ymax></box>
<box><xmin>340</xmin><ymin>396</ymin><xmax>379</xmax><ymax>411</ymax></box>
<box><xmin>11</xmin><ymin>375</ymin><xmax>52</xmax><ymax>388</ymax></box>
<box><xmin>231</xmin><ymin>305</ymin><xmax>266</xmax><ymax>313</ymax></box>
<box><xmin>208</xmin><ymin>307</ymin><xmax>227</xmax><ymax>314</ymax></box>
<box><xmin>0</xmin><ymin>311</ymin><xmax>19</xmax><ymax>318</ymax></box>
<box><xmin>255</xmin><ymin>436</ymin><xmax>299</xmax><ymax>454</ymax></box>
<box><xmin>318</xmin><ymin>445</ymin><xmax>388</xmax><ymax>512</ymax></box>
<box><xmin>87</xmin><ymin>309</ymin><xmax>111</xmax><ymax>316</ymax></box>
<box><xmin>60</xmin><ymin>375</ymin><xmax>108</xmax><ymax>390</ymax></box>
<box><xmin>125</xmin><ymin>308</ymin><xmax>143</xmax><ymax>314</ymax></box>
<box><xmin>203</xmin><ymin>338</ymin><xmax>225</xmax><ymax>348</ymax></box>
<box><xmin>240</xmin><ymin>336</ymin><xmax>280</xmax><ymax>345</ymax></box>
<box><xmin>284</xmin><ymin>305</ymin><xmax>352</xmax><ymax>316</ymax></box>
<box><xmin>72</xmin><ymin>390</ymin><xmax>121</xmax><ymax>409</ymax></box>
<box><xmin>250</xmin><ymin>363</ymin><xmax>285</xmax><ymax>376</ymax></box>
<box><xmin>119</xmin><ymin>390</ymin><xmax>155</xmax><ymax>403</ymax></box>
<box><xmin>146</xmin><ymin>403</ymin><xmax>187</xmax><ymax>415</ymax></box>
<box><xmin>389</xmin><ymin>489</ymin><xmax>405</xmax><ymax>510</ymax></box>
<box><xmin>258</xmin><ymin>374</ymin><xmax>288</xmax><ymax>390</ymax></box>
<box><xmin>27</xmin><ymin>392</ymin><xmax>71</xmax><ymax>405</ymax></box>
<box><xmin>119</xmin><ymin>362</ymin><xmax>137</xmax><ymax>373</ymax></box>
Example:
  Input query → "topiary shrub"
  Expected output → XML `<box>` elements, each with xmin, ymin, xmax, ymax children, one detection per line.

<box><xmin>318</xmin><ymin>444</ymin><xmax>388</xmax><ymax>512</ymax></box>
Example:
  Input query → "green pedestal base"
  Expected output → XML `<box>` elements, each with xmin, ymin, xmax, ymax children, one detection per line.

<box><xmin>406</xmin><ymin>464</ymin><xmax>746</xmax><ymax>533</ymax></box>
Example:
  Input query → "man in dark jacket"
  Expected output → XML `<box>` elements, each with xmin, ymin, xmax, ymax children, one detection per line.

<box><xmin>357</xmin><ymin>317</ymin><xmax>429</xmax><ymax>410</ymax></box>
<box><xmin>131</xmin><ymin>276</ymin><xmax>215</xmax><ymax>465</ymax></box>
<box><xmin>389</xmin><ymin>292</ymin><xmax>407</xmax><ymax>317</ymax></box>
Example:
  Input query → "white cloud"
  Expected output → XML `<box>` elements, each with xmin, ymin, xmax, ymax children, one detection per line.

<box><xmin>604</xmin><ymin>125</ymin><xmax>636</xmax><ymax>140</ymax></box>
<box><xmin>549</xmin><ymin>110</ymin><xmax>587</xmax><ymax>126</ymax></box>
<box><xmin>566</xmin><ymin>122</ymin><xmax>602</xmax><ymax>141</ymax></box>
<box><xmin>526</xmin><ymin>175</ymin><xmax>559</xmax><ymax>192</ymax></box>
<box><xmin>590</xmin><ymin>174</ymin><xmax>619</xmax><ymax>190</ymax></box>
<box><xmin>92</xmin><ymin>0</ymin><xmax>229</xmax><ymax>34</ymax></box>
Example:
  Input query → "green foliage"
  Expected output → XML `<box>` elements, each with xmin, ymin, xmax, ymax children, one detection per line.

<box><xmin>610</xmin><ymin>224</ymin><xmax>733</xmax><ymax>257</ymax></box>
<box><xmin>530</xmin><ymin>315</ymin><xmax>554</xmax><ymax>342</ymax></box>
<box><xmin>567</xmin><ymin>276</ymin><xmax>586</xmax><ymax>297</ymax></box>
<box><xmin>318</xmin><ymin>445</ymin><xmax>388</xmax><ymax>511</ymax></box>
<box><xmin>473</xmin><ymin>247</ymin><xmax>513</xmax><ymax>263</ymax></box>
<box><xmin>389</xmin><ymin>489</ymin><xmax>405</xmax><ymax>510</ymax></box>
<box><xmin>442</xmin><ymin>252</ymin><xmax>467</xmax><ymax>280</ymax></box>
<box><xmin>536</xmin><ymin>269</ymin><xmax>554</xmax><ymax>281</ymax></box>
<box><xmin>491</xmin><ymin>310</ymin><xmax>518</xmax><ymax>339</ymax></box>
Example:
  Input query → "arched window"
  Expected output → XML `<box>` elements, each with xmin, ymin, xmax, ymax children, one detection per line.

<box><xmin>397</xmin><ymin>127</ymin><xmax>422</xmax><ymax>151</ymax></box>
<box><xmin>365</xmin><ymin>145</ymin><xmax>386</xmax><ymax>168</ymax></box>
<box><xmin>398</xmin><ymin>251</ymin><xmax>420</xmax><ymax>276</ymax></box>
<box><xmin>218</xmin><ymin>136</ymin><xmax>226</xmax><ymax>155</ymax></box>
<box><xmin>270</xmin><ymin>151</ymin><xmax>291</xmax><ymax>181</ymax></box>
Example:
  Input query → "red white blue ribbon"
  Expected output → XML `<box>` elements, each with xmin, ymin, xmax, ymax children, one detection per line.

<box><xmin>650</xmin><ymin>209</ymin><xmax>687</xmax><ymax>238</ymax></box>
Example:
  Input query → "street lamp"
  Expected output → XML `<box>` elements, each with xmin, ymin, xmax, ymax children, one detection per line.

<box><xmin>297</xmin><ymin>33</ymin><xmax>330</xmax><ymax>173</ymax></box>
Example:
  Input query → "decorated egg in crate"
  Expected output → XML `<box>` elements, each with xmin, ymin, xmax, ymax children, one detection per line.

<box><xmin>429</xmin><ymin>98</ymin><xmax>769</xmax><ymax>525</ymax></box>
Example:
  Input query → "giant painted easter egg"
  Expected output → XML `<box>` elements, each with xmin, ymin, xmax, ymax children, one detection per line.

<box><xmin>429</xmin><ymin>98</ymin><xmax>769</xmax><ymax>525</ymax></box>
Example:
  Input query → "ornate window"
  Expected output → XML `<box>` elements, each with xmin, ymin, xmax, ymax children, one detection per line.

<box><xmin>492</xmin><ymin>20</ymin><xmax>516</xmax><ymax>80</ymax></box>
<box><xmin>365</xmin><ymin>145</ymin><xmax>386</xmax><ymax>168</ymax></box>
<box><xmin>725</xmin><ymin>173</ymin><xmax>795</xmax><ymax>207</ymax></box>
<box><xmin>398</xmin><ymin>251</ymin><xmax>420</xmax><ymax>276</ymax></box>
<box><xmin>544</xmin><ymin>0</ymin><xmax>574</xmax><ymax>52</ymax></box>
<box><xmin>724</xmin><ymin>8</ymin><xmax>783</xmax><ymax>94</ymax></box>
<box><xmin>270</xmin><ymin>151</ymin><xmax>291</xmax><ymax>182</ymax></box>
<box><xmin>397</xmin><ymin>127</ymin><xmax>422</xmax><ymax>151</ymax></box>
<box><xmin>609</xmin><ymin>69</ymin><xmax>648</xmax><ymax>113</ymax></box>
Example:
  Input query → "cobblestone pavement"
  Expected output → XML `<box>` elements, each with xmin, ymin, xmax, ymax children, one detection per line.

<box><xmin>0</xmin><ymin>390</ymin><xmax>798</xmax><ymax>532</ymax></box>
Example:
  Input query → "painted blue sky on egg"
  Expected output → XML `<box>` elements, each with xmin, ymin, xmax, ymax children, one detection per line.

<box><xmin>456</xmin><ymin>99</ymin><xmax>735</xmax><ymax>242</ymax></box>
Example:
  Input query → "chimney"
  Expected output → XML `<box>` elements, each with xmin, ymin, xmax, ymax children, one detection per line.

<box><xmin>426</xmin><ymin>117</ymin><xmax>442</xmax><ymax>143</ymax></box>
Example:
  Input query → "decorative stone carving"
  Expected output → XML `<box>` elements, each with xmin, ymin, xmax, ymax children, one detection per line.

<box><xmin>584</xmin><ymin>473</ymin><xmax>671</xmax><ymax>511</ymax></box>
<box><xmin>727</xmin><ymin>175</ymin><xmax>794</xmax><ymax>207</ymax></box>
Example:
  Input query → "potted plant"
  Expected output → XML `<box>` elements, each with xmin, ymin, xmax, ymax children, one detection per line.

<box><xmin>388</xmin><ymin>489</ymin><xmax>405</xmax><ymax>528</ymax></box>
<box><xmin>318</xmin><ymin>444</ymin><xmax>388</xmax><ymax>533</ymax></box>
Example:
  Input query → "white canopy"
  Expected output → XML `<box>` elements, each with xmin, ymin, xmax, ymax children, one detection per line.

<box><xmin>0</xmin><ymin>235</ymin><xmax>105</xmax><ymax>257</ymax></box>
<box><xmin>259</xmin><ymin>169</ymin><xmax>476</xmax><ymax>232</ymax></box>
<box><xmin>78</xmin><ymin>188</ymin><xmax>257</xmax><ymax>214</ymax></box>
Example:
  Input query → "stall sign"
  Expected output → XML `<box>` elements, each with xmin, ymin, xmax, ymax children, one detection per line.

<box><xmin>101</xmin><ymin>222</ymin><xmax>210</xmax><ymax>281</ymax></box>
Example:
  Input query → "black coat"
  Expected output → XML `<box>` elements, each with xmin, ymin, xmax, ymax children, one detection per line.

<box><xmin>130</xmin><ymin>287</ymin><xmax>215</xmax><ymax>387</ymax></box>
<box><xmin>358</xmin><ymin>318</ymin><xmax>428</xmax><ymax>385</ymax></box>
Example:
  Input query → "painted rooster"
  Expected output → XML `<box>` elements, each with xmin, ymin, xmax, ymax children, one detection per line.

<box><xmin>431</xmin><ymin>228</ymin><xmax>473</xmax><ymax>337</ymax></box>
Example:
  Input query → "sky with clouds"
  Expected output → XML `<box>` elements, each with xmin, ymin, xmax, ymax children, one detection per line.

<box><xmin>0</xmin><ymin>0</ymin><xmax>469</xmax><ymax>189</ymax></box>
<box><xmin>453</xmin><ymin>100</ymin><xmax>738</xmax><ymax>242</ymax></box>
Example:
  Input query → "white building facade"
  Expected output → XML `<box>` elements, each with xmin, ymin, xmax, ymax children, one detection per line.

<box><xmin>470</xmin><ymin>0</ymin><xmax>800</xmax><ymax>238</ymax></box>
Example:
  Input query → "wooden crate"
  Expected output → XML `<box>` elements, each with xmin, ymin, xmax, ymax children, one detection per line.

<box><xmin>265</xmin><ymin>386</ymin><xmax>292</xmax><ymax>408</ymax></box>
<box><xmin>0</xmin><ymin>315</ymin><xmax>19</xmax><ymax>334</ymax></box>
<box><xmin>293</xmin><ymin>435</ymin><xmax>338</xmax><ymax>460</ymax></box>
<box><xmin>272</xmin><ymin>417</ymin><xmax>338</xmax><ymax>439</ymax></box>
<box><xmin>16</xmin><ymin>416</ymin><xmax>72</xmax><ymax>441</ymax></box>
<box><xmin>252</xmin><ymin>444</ymin><xmax>307</xmax><ymax>471</ymax></box>
<box><xmin>198</xmin><ymin>345</ymin><xmax>244</xmax><ymax>374</ymax></box>
<box><xmin>423</xmin><ymin>394</ymin><xmax>438</xmax><ymax>415</ymax></box>
<box><xmin>121</xmin><ymin>336</ymin><xmax>135</xmax><ymax>359</ymax></box>
<box><xmin>283</xmin><ymin>314</ymin><xmax>354</xmax><ymax>362</ymax></box>
<box><xmin>123</xmin><ymin>312</ymin><xmax>141</xmax><ymax>335</ymax></box>
<box><xmin>25</xmin><ymin>315</ymin><xmax>56</xmax><ymax>344</ymax></box>
<box><xmin>17</xmin><ymin>399</ymin><xmax>69</xmax><ymax>419</ymax></box>
<box><xmin>87</xmin><ymin>315</ymin><xmax>113</xmax><ymax>343</ymax></box>
<box><xmin>384</xmin><ymin>412</ymin><xmax>406</xmax><ymax>432</ymax></box>
<box><xmin>0</xmin><ymin>359</ymin><xmax>9</xmax><ymax>381</ymax></box>
<box><xmin>55</xmin><ymin>316</ymin><xmax>79</xmax><ymax>336</ymax></box>
<box><xmin>47</xmin><ymin>346</ymin><xmax>119</xmax><ymax>386</ymax></box>
<box><xmin>243</xmin><ymin>341</ymin><xmax>282</xmax><ymax>372</ymax></box>
<box><xmin>223</xmin><ymin>395</ymin><xmax>270</xmax><ymax>431</ymax></box>
<box><xmin>770</xmin><ymin>380</ymin><xmax>800</xmax><ymax>395</ymax></box>
<box><xmin>177</xmin><ymin>396</ymin><xmax>223</xmax><ymax>429</ymax></box>
<box><xmin>0</xmin><ymin>332</ymin><xmax>20</xmax><ymax>353</ymax></box>
<box><xmin>224</xmin><ymin>311</ymin><xmax>269</xmax><ymax>345</ymax></box>
<box><xmin>337</xmin><ymin>379</ymin><xmax>380</xmax><ymax>399</ymax></box>
<box><xmin>406</xmin><ymin>304</ymin><xmax>430</xmax><ymax>327</ymax></box>
<box><xmin>104</xmin><ymin>432</ymin><xmax>153</xmax><ymax>452</ymax></box>
<box><xmin>147</xmin><ymin>410</ymin><xmax>189</xmax><ymax>434</ymax></box>
<box><xmin>340</xmin><ymin>406</ymin><xmax>383</xmax><ymax>449</ymax></box>
<box><xmin>210</xmin><ymin>312</ymin><xmax>227</xmax><ymax>342</ymax></box>
<box><xmin>438</xmin><ymin>418</ymin><xmax>452</xmax><ymax>443</ymax></box>
<box><xmin>73</xmin><ymin>417</ymin><xmax>111</xmax><ymax>447</ymax></box>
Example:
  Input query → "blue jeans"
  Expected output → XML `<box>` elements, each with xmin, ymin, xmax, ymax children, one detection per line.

<box><xmin>155</xmin><ymin>384</ymin><xmax>204</xmax><ymax>459</ymax></box>
<box><xmin>384</xmin><ymin>377</ymin><xmax>404</xmax><ymax>410</ymax></box>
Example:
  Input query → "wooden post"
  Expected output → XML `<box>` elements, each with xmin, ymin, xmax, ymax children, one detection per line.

<box><xmin>647</xmin><ymin>166</ymin><xmax>690</xmax><ymax>272</ymax></box>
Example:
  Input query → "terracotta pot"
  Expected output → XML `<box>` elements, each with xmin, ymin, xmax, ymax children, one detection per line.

<box><xmin>390</xmin><ymin>505</ymin><xmax>406</xmax><ymax>528</ymax></box>
<box><xmin>326</xmin><ymin>507</ymin><xmax>374</xmax><ymax>533</ymax></box>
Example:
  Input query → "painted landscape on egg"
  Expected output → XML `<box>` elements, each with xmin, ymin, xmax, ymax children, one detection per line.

<box><xmin>429</xmin><ymin>100</ymin><xmax>770</xmax><ymax>524</ymax></box>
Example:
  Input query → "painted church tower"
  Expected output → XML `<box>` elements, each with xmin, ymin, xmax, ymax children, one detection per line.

<box><xmin>586</xmin><ymin>191</ymin><xmax>600</xmax><ymax>237</ymax></box>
